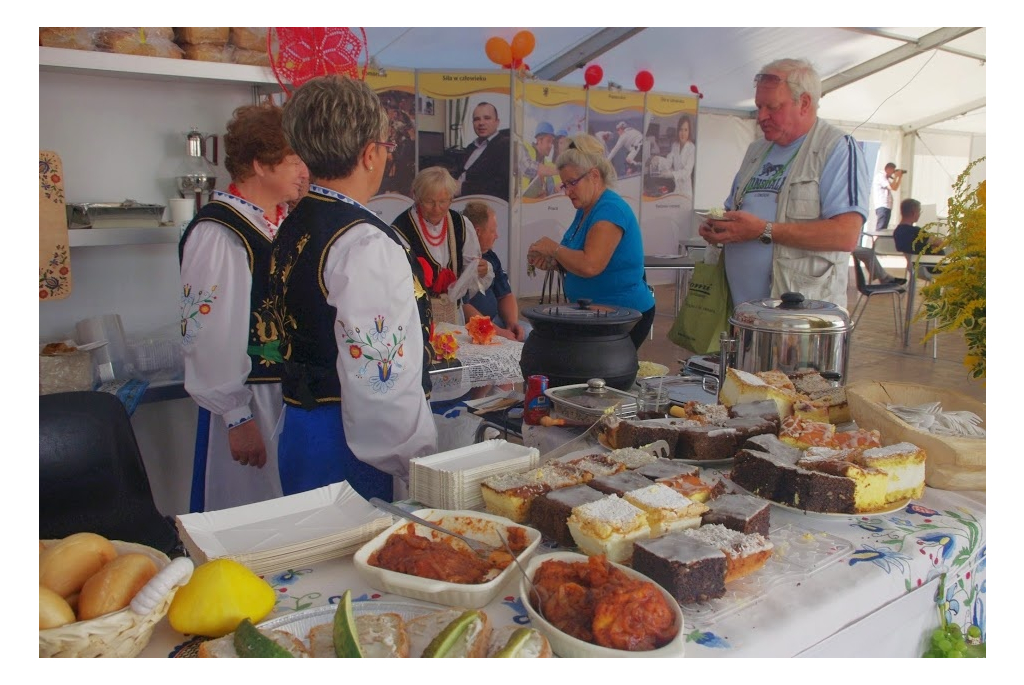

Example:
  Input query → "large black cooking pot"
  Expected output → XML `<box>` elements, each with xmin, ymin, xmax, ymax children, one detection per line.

<box><xmin>520</xmin><ymin>299</ymin><xmax>641</xmax><ymax>391</ymax></box>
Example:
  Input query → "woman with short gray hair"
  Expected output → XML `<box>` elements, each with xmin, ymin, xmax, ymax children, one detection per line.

<box><xmin>267</xmin><ymin>75</ymin><xmax>437</xmax><ymax>502</ymax></box>
<box><xmin>391</xmin><ymin>166</ymin><xmax>491</xmax><ymax>324</ymax></box>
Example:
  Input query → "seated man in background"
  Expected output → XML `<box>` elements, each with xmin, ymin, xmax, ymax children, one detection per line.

<box><xmin>461</xmin><ymin>201</ymin><xmax>527</xmax><ymax>342</ymax></box>
<box><xmin>894</xmin><ymin>198</ymin><xmax>945</xmax><ymax>255</ymax></box>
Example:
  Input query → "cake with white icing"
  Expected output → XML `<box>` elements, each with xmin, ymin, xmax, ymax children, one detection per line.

<box><xmin>566</xmin><ymin>495</ymin><xmax>650</xmax><ymax>563</ymax></box>
<box><xmin>631</xmin><ymin>532</ymin><xmax>727</xmax><ymax>604</ymax></box>
<box><xmin>623</xmin><ymin>483</ymin><xmax>708</xmax><ymax>537</ymax></box>
<box><xmin>683</xmin><ymin>524</ymin><xmax>774</xmax><ymax>582</ymax></box>
<box><xmin>852</xmin><ymin>442</ymin><xmax>927</xmax><ymax>502</ymax></box>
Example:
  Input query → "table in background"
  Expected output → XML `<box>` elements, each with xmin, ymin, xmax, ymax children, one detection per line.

<box><xmin>644</xmin><ymin>255</ymin><xmax>698</xmax><ymax>316</ymax></box>
<box><xmin>141</xmin><ymin>485</ymin><xmax>984</xmax><ymax>658</ymax></box>
<box><xmin>903</xmin><ymin>254</ymin><xmax>944</xmax><ymax>348</ymax></box>
<box><xmin>428</xmin><ymin>322</ymin><xmax>524</xmax><ymax>403</ymax></box>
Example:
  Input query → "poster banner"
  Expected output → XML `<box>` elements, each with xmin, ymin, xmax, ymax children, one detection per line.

<box><xmin>642</xmin><ymin>92</ymin><xmax>701</xmax><ymax>260</ymax></box>
<box><xmin>417</xmin><ymin>71</ymin><xmax>512</xmax><ymax>267</ymax></box>
<box><xmin>368</xmin><ymin>68</ymin><xmax>416</xmax><ymax>201</ymax></box>
<box><xmin>587</xmin><ymin>89</ymin><xmax>645</xmax><ymax>219</ymax></box>
<box><xmin>515</xmin><ymin>80</ymin><xmax>587</xmax><ymax>298</ymax></box>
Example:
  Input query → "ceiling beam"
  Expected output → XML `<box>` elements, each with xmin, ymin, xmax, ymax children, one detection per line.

<box><xmin>822</xmin><ymin>27</ymin><xmax>981</xmax><ymax>95</ymax></box>
<box><xmin>533</xmin><ymin>28</ymin><xmax>646</xmax><ymax>81</ymax></box>
<box><xmin>842</xmin><ymin>27</ymin><xmax>985</xmax><ymax>63</ymax></box>
<box><xmin>900</xmin><ymin>98</ymin><xmax>986</xmax><ymax>134</ymax></box>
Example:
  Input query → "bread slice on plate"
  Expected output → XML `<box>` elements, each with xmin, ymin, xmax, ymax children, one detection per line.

<box><xmin>197</xmin><ymin>628</ymin><xmax>310</xmax><ymax>657</ymax></box>
<box><xmin>307</xmin><ymin>613</ymin><xmax>410</xmax><ymax>657</ymax></box>
<box><xmin>486</xmin><ymin>624</ymin><xmax>552</xmax><ymax>657</ymax></box>
<box><xmin>406</xmin><ymin>607</ymin><xmax>492</xmax><ymax>658</ymax></box>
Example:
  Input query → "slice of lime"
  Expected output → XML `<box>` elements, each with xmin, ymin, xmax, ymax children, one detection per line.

<box><xmin>421</xmin><ymin>609</ymin><xmax>482</xmax><ymax>658</ymax></box>
<box><xmin>232</xmin><ymin>618</ymin><xmax>294</xmax><ymax>657</ymax></box>
<box><xmin>332</xmin><ymin>590</ymin><xmax>364</xmax><ymax>658</ymax></box>
<box><xmin>493</xmin><ymin>627</ymin><xmax>538</xmax><ymax>657</ymax></box>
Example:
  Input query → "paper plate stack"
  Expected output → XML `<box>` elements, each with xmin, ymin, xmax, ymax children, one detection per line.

<box><xmin>409</xmin><ymin>440</ymin><xmax>540</xmax><ymax>510</ymax></box>
<box><xmin>175</xmin><ymin>482</ymin><xmax>393</xmax><ymax>575</ymax></box>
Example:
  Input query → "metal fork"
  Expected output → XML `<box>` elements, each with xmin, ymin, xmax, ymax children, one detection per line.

<box><xmin>368</xmin><ymin>498</ymin><xmax>546</xmax><ymax>619</ymax></box>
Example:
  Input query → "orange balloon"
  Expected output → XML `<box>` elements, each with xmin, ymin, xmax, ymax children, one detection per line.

<box><xmin>485</xmin><ymin>37</ymin><xmax>513</xmax><ymax>66</ymax></box>
<box><xmin>511</xmin><ymin>30</ymin><xmax>536</xmax><ymax>60</ymax></box>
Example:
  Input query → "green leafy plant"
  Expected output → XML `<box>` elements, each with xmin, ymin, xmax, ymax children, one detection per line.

<box><xmin>916</xmin><ymin>157</ymin><xmax>986</xmax><ymax>379</ymax></box>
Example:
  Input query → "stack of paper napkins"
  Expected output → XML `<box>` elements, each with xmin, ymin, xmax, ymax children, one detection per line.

<box><xmin>409</xmin><ymin>440</ymin><xmax>539</xmax><ymax>510</ymax></box>
<box><xmin>175</xmin><ymin>481</ymin><xmax>393</xmax><ymax>575</ymax></box>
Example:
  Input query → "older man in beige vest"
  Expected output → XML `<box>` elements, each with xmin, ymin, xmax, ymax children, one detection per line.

<box><xmin>698</xmin><ymin>58</ymin><xmax>868</xmax><ymax>308</ymax></box>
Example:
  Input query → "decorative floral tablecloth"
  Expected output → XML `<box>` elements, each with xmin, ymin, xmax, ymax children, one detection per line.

<box><xmin>144</xmin><ymin>485</ymin><xmax>984</xmax><ymax>658</ymax></box>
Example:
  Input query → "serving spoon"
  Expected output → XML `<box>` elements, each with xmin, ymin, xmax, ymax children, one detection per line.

<box><xmin>367</xmin><ymin>497</ymin><xmax>546</xmax><ymax>616</ymax></box>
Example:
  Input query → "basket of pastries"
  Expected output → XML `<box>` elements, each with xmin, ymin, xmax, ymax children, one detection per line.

<box><xmin>39</xmin><ymin>534</ymin><xmax>194</xmax><ymax>657</ymax></box>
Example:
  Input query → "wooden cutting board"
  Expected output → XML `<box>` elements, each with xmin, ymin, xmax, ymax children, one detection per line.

<box><xmin>39</xmin><ymin>150</ymin><xmax>72</xmax><ymax>301</ymax></box>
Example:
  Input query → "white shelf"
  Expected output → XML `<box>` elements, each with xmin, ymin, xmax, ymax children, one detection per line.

<box><xmin>68</xmin><ymin>226</ymin><xmax>181</xmax><ymax>247</ymax></box>
<box><xmin>39</xmin><ymin>46</ymin><xmax>280</xmax><ymax>87</ymax></box>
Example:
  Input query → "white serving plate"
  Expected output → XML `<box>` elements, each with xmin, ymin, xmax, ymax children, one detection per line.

<box><xmin>353</xmin><ymin>508</ymin><xmax>542</xmax><ymax>609</ymax></box>
<box><xmin>520</xmin><ymin>552</ymin><xmax>686</xmax><ymax>658</ymax></box>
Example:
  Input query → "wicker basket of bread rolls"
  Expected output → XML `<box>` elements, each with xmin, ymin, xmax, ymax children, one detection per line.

<box><xmin>39</xmin><ymin>539</ymin><xmax>193</xmax><ymax>658</ymax></box>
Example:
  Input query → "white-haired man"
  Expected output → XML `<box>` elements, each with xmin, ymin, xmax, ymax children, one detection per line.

<box><xmin>698</xmin><ymin>58</ymin><xmax>868</xmax><ymax>307</ymax></box>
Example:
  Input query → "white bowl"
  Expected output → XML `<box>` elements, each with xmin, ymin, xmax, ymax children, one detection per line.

<box><xmin>520</xmin><ymin>551</ymin><xmax>686</xmax><ymax>658</ymax></box>
<box><xmin>353</xmin><ymin>508</ymin><xmax>541</xmax><ymax>609</ymax></box>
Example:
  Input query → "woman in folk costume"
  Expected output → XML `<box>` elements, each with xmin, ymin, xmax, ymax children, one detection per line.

<box><xmin>179</xmin><ymin>102</ymin><xmax>309</xmax><ymax>512</ymax></box>
<box><xmin>390</xmin><ymin>167</ymin><xmax>492</xmax><ymax>323</ymax></box>
<box><xmin>267</xmin><ymin>75</ymin><xmax>437</xmax><ymax>502</ymax></box>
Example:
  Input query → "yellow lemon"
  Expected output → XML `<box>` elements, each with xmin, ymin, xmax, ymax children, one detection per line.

<box><xmin>167</xmin><ymin>559</ymin><xmax>276</xmax><ymax>637</ymax></box>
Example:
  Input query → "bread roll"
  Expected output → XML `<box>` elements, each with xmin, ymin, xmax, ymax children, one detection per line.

<box><xmin>174</xmin><ymin>27</ymin><xmax>229</xmax><ymax>45</ymax></box>
<box><xmin>77</xmin><ymin>553</ymin><xmax>159</xmax><ymax>620</ymax></box>
<box><xmin>230</xmin><ymin>27</ymin><xmax>266</xmax><ymax>51</ymax></box>
<box><xmin>96</xmin><ymin>29</ymin><xmax>184</xmax><ymax>58</ymax></box>
<box><xmin>183</xmin><ymin>43</ymin><xmax>234</xmax><ymax>63</ymax></box>
<box><xmin>232</xmin><ymin>48</ymin><xmax>270</xmax><ymax>67</ymax></box>
<box><xmin>39</xmin><ymin>532</ymin><xmax>118</xmax><ymax>598</ymax></box>
<box><xmin>39</xmin><ymin>27</ymin><xmax>95</xmax><ymax>51</ymax></box>
<box><xmin>40</xmin><ymin>586</ymin><xmax>76</xmax><ymax>630</ymax></box>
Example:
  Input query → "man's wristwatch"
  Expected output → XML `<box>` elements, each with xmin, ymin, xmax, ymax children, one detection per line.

<box><xmin>759</xmin><ymin>221</ymin><xmax>774</xmax><ymax>245</ymax></box>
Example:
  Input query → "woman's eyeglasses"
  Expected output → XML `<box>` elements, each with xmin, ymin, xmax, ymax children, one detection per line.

<box><xmin>374</xmin><ymin>140</ymin><xmax>397</xmax><ymax>152</ymax></box>
<box><xmin>420</xmin><ymin>198</ymin><xmax>452</xmax><ymax>208</ymax></box>
<box><xmin>559</xmin><ymin>169</ymin><xmax>591</xmax><ymax>192</ymax></box>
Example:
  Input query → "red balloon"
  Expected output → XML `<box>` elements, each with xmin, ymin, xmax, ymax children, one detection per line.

<box><xmin>635</xmin><ymin>70</ymin><xmax>654</xmax><ymax>92</ymax></box>
<box><xmin>584</xmin><ymin>64</ymin><xmax>603</xmax><ymax>87</ymax></box>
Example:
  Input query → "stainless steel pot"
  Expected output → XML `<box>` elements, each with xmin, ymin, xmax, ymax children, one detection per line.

<box><xmin>720</xmin><ymin>292</ymin><xmax>852</xmax><ymax>383</ymax></box>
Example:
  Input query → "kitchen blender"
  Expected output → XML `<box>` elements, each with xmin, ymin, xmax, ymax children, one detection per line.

<box><xmin>175</xmin><ymin>127</ymin><xmax>218</xmax><ymax>214</ymax></box>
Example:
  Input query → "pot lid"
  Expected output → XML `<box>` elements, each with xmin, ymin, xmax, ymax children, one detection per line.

<box><xmin>730</xmin><ymin>292</ymin><xmax>852</xmax><ymax>333</ymax></box>
<box><xmin>545</xmin><ymin>378</ymin><xmax>638</xmax><ymax>413</ymax></box>
<box><xmin>523</xmin><ymin>299</ymin><xmax>641</xmax><ymax>325</ymax></box>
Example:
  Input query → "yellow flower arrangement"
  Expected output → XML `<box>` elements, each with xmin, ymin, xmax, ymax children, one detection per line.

<box><xmin>916</xmin><ymin>157</ymin><xmax>985</xmax><ymax>379</ymax></box>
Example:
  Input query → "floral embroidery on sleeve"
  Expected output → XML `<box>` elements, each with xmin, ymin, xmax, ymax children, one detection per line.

<box><xmin>339</xmin><ymin>316</ymin><xmax>407</xmax><ymax>393</ymax></box>
<box><xmin>180</xmin><ymin>283</ymin><xmax>217</xmax><ymax>345</ymax></box>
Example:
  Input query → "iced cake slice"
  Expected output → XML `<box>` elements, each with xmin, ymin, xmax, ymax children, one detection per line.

<box><xmin>566</xmin><ymin>495</ymin><xmax>650</xmax><ymax>563</ymax></box>
<box><xmin>798</xmin><ymin>447</ymin><xmax>889</xmax><ymax>513</ymax></box>
<box><xmin>529</xmin><ymin>484</ymin><xmax>606</xmax><ymax>547</ymax></box>
<box><xmin>701</xmin><ymin>493</ymin><xmax>771</xmax><ymax>537</ymax></box>
<box><xmin>719</xmin><ymin>368</ymin><xmax>799</xmax><ymax>418</ymax></box>
<box><xmin>852</xmin><ymin>442</ymin><xmax>927</xmax><ymax>502</ymax></box>
<box><xmin>623</xmin><ymin>483</ymin><xmax>708</xmax><ymax>536</ymax></box>
<box><xmin>631</xmin><ymin>532</ymin><xmax>727</xmax><ymax>604</ymax></box>
<box><xmin>683</xmin><ymin>524</ymin><xmax>774</xmax><ymax>583</ymax></box>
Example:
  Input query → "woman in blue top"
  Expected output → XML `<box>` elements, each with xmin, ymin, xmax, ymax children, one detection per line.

<box><xmin>527</xmin><ymin>133</ymin><xmax>655</xmax><ymax>348</ymax></box>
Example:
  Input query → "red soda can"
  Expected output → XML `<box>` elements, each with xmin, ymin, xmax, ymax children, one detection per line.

<box><xmin>523</xmin><ymin>374</ymin><xmax>552</xmax><ymax>425</ymax></box>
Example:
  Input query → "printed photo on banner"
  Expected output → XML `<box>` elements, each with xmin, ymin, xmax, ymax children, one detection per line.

<box><xmin>378</xmin><ymin>90</ymin><xmax>417</xmax><ymax>197</ymax></box>
<box><xmin>642</xmin><ymin>112</ymin><xmax>697</xmax><ymax>202</ymax></box>
<box><xmin>588</xmin><ymin>112</ymin><xmax>645</xmax><ymax>180</ymax></box>
<box><xmin>518</xmin><ymin>102</ymin><xmax>586</xmax><ymax>201</ymax></box>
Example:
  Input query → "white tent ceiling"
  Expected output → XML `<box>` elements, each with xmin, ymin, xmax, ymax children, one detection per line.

<box><xmin>363</xmin><ymin>27</ymin><xmax>986</xmax><ymax>135</ymax></box>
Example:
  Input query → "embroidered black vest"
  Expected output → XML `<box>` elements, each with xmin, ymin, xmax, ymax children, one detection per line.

<box><xmin>267</xmin><ymin>193</ymin><xmax>432</xmax><ymax>408</ymax></box>
<box><xmin>391</xmin><ymin>208</ymin><xmax>468</xmax><ymax>289</ymax></box>
<box><xmin>178</xmin><ymin>200</ymin><xmax>281</xmax><ymax>384</ymax></box>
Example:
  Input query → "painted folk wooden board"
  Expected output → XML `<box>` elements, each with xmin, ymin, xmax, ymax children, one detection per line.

<box><xmin>40</xmin><ymin>150</ymin><xmax>72</xmax><ymax>301</ymax></box>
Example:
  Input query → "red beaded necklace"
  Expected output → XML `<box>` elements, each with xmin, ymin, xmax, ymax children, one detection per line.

<box><xmin>229</xmin><ymin>183</ymin><xmax>285</xmax><ymax>234</ymax></box>
<box><xmin>416</xmin><ymin>207</ymin><xmax>448</xmax><ymax>247</ymax></box>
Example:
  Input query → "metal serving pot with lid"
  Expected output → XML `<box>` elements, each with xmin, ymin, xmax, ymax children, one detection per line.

<box><xmin>721</xmin><ymin>291</ymin><xmax>853</xmax><ymax>382</ymax></box>
<box><xmin>520</xmin><ymin>299</ymin><xmax>641</xmax><ymax>391</ymax></box>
